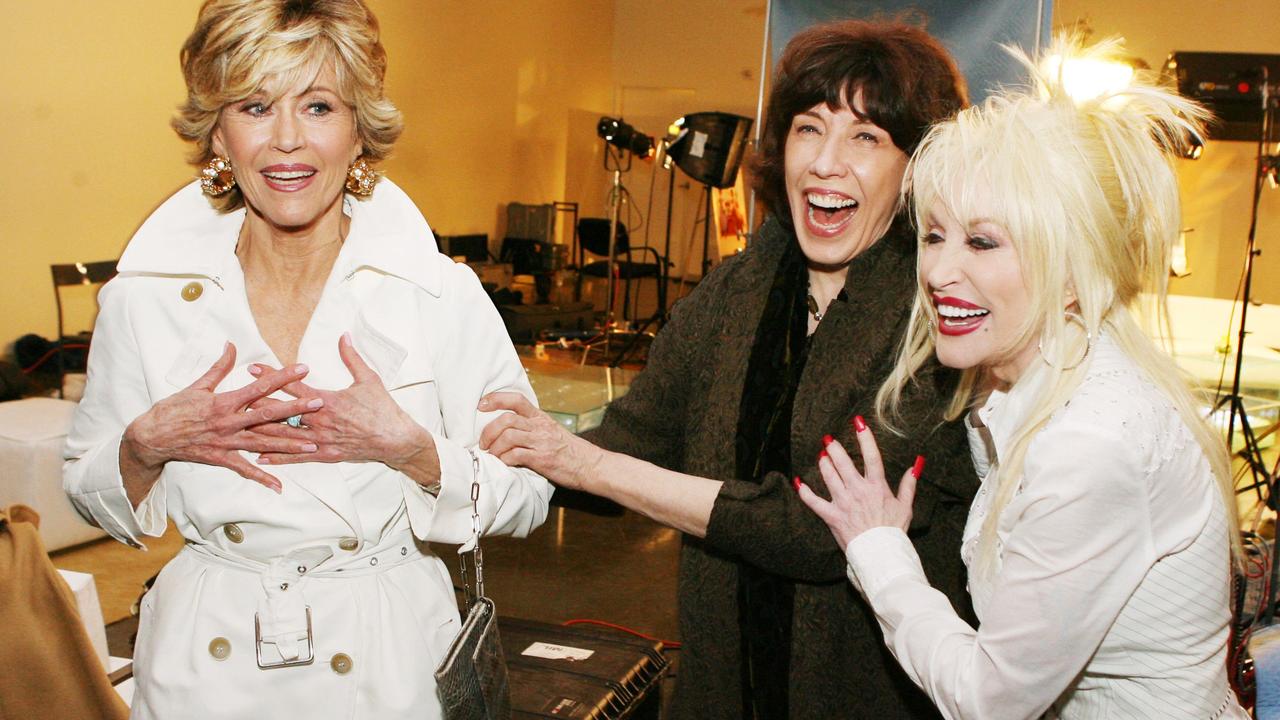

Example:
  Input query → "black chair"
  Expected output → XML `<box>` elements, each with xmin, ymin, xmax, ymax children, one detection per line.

<box><xmin>576</xmin><ymin>218</ymin><xmax>666</xmax><ymax>322</ymax></box>
<box><xmin>50</xmin><ymin>260</ymin><xmax>117</xmax><ymax>397</ymax></box>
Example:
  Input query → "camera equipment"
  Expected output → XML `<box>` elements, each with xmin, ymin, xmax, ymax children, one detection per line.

<box><xmin>596</xmin><ymin>117</ymin><xmax>655</xmax><ymax>158</ymax></box>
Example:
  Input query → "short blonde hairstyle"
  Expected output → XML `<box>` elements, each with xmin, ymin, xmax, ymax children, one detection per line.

<box><xmin>876</xmin><ymin>37</ymin><xmax>1239</xmax><ymax>572</ymax></box>
<box><xmin>173</xmin><ymin>0</ymin><xmax>403</xmax><ymax>211</ymax></box>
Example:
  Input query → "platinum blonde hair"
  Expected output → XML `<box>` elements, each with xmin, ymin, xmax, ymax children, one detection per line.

<box><xmin>172</xmin><ymin>0</ymin><xmax>403</xmax><ymax>211</ymax></box>
<box><xmin>875</xmin><ymin>37</ymin><xmax>1239</xmax><ymax>575</ymax></box>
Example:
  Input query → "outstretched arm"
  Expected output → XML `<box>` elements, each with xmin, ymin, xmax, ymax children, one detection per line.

<box><xmin>479</xmin><ymin>391</ymin><xmax>720</xmax><ymax>537</ymax></box>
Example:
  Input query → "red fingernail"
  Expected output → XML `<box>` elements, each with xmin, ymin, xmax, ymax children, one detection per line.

<box><xmin>822</xmin><ymin>434</ymin><xmax>834</xmax><ymax>446</ymax></box>
<box><xmin>912</xmin><ymin>455</ymin><xmax>926</xmax><ymax>479</ymax></box>
<box><xmin>853</xmin><ymin>415</ymin><xmax>867</xmax><ymax>432</ymax></box>
<box><xmin>792</xmin><ymin>476</ymin><xmax>802</xmax><ymax>492</ymax></box>
<box><xmin>818</xmin><ymin>449</ymin><xmax>828</xmax><ymax>462</ymax></box>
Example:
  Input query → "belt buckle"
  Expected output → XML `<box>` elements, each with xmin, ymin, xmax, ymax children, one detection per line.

<box><xmin>254</xmin><ymin>606</ymin><xmax>315</xmax><ymax>669</ymax></box>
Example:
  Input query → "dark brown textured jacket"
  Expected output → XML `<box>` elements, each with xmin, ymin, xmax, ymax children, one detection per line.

<box><xmin>583</xmin><ymin>216</ymin><xmax>978</xmax><ymax>719</ymax></box>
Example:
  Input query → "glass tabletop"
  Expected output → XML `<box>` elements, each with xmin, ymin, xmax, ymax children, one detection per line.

<box><xmin>523</xmin><ymin>361</ymin><xmax>637</xmax><ymax>434</ymax></box>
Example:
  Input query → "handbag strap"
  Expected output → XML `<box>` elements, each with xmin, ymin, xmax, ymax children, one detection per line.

<box><xmin>457</xmin><ymin>449</ymin><xmax>484</xmax><ymax>613</ymax></box>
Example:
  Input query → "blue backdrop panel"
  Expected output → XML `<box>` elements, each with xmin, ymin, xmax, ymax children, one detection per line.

<box><xmin>770</xmin><ymin>0</ymin><xmax>1053</xmax><ymax>104</ymax></box>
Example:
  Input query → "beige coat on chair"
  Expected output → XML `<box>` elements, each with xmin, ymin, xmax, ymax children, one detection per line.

<box><xmin>63</xmin><ymin>179</ymin><xmax>552</xmax><ymax>719</ymax></box>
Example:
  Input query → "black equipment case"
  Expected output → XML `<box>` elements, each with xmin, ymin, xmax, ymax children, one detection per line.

<box><xmin>497</xmin><ymin>302</ymin><xmax>595</xmax><ymax>342</ymax></box>
<box><xmin>499</xmin><ymin>617</ymin><xmax>669</xmax><ymax>719</ymax></box>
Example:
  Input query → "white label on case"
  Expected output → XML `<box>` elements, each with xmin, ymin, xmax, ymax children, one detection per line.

<box><xmin>521</xmin><ymin>641</ymin><xmax>594</xmax><ymax>661</ymax></box>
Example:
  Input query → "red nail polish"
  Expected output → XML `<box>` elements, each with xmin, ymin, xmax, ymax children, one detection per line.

<box><xmin>853</xmin><ymin>415</ymin><xmax>867</xmax><ymax>432</ymax></box>
<box><xmin>818</xmin><ymin>449</ymin><xmax>828</xmax><ymax>462</ymax></box>
<box><xmin>912</xmin><ymin>455</ymin><xmax>926</xmax><ymax>479</ymax></box>
<box><xmin>822</xmin><ymin>434</ymin><xmax>834</xmax><ymax>446</ymax></box>
<box><xmin>792</xmin><ymin>476</ymin><xmax>802</xmax><ymax>492</ymax></box>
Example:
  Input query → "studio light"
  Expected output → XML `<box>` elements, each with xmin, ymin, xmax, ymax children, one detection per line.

<box><xmin>1043</xmin><ymin>54</ymin><xmax>1136</xmax><ymax>102</ymax></box>
<box><xmin>596</xmin><ymin>117</ymin><xmax>655</xmax><ymax>158</ymax></box>
<box><xmin>665</xmin><ymin>112</ymin><xmax>753</xmax><ymax>189</ymax></box>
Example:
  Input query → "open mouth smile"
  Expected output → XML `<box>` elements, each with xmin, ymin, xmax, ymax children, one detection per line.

<box><xmin>261</xmin><ymin>164</ymin><xmax>318</xmax><ymax>192</ymax></box>
<box><xmin>934</xmin><ymin>295</ymin><xmax>990</xmax><ymax>336</ymax></box>
<box><xmin>804</xmin><ymin>190</ymin><xmax>859</xmax><ymax>236</ymax></box>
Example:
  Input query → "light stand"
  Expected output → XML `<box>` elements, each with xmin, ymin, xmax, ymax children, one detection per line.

<box><xmin>581</xmin><ymin>142</ymin><xmax>633</xmax><ymax>363</ymax></box>
<box><xmin>1225</xmin><ymin>67</ymin><xmax>1276</xmax><ymax>506</ymax></box>
<box><xmin>580</xmin><ymin>116</ymin><xmax>655</xmax><ymax>365</ymax></box>
<box><xmin>608</xmin><ymin>141</ymin><xmax>677</xmax><ymax>367</ymax></box>
<box><xmin>1223</xmin><ymin>68</ymin><xmax>1280</xmax><ymax>625</ymax></box>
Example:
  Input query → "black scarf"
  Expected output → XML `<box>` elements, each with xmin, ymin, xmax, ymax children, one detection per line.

<box><xmin>734</xmin><ymin>236</ymin><xmax>811</xmax><ymax>720</ymax></box>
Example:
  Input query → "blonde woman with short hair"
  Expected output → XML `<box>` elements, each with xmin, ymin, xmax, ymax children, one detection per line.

<box><xmin>798</xmin><ymin>40</ymin><xmax>1248</xmax><ymax>719</ymax></box>
<box><xmin>63</xmin><ymin>1</ymin><xmax>551</xmax><ymax>717</ymax></box>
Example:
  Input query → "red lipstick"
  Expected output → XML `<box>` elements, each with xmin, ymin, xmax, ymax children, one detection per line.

<box><xmin>933</xmin><ymin>295</ymin><xmax>989</xmax><ymax>337</ymax></box>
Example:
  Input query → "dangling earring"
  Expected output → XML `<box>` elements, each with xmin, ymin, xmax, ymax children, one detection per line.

<box><xmin>200</xmin><ymin>155</ymin><xmax>236</xmax><ymax>196</ymax></box>
<box><xmin>1037</xmin><ymin>311</ymin><xmax>1092</xmax><ymax>371</ymax></box>
<box><xmin>346</xmin><ymin>157</ymin><xmax>376</xmax><ymax>196</ymax></box>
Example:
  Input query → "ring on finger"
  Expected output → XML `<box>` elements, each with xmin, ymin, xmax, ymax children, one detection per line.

<box><xmin>285</xmin><ymin>414</ymin><xmax>304</xmax><ymax>429</ymax></box>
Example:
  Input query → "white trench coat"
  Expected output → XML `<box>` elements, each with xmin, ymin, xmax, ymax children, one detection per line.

<box><xmin>64</xmin><ymin>179</ymin><xmax>553</xmax><ymax>719</ymax></box>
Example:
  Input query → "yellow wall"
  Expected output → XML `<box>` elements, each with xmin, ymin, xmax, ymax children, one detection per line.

<box><xmin>0</xmin><ymin>0</ymin><xmax>614</xmax><ymax>348</ymax></box>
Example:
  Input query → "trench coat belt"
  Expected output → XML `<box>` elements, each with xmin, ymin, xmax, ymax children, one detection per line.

<box><xmin>181</xmin><ymin>530</ymin><xmax>422</xmax><ymax>666</ymax></box>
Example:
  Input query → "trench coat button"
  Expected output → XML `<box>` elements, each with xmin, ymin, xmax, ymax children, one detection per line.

<box><xmin>331</xmin><ymin>653</ymin><xmax>354</xmax><ymax>674</ymax></box>
<box><xmin>181</xmin><ymin>282</ymin><xmax>203</xmax><ymax>302</ymax></box>
<box><xmin>338</xmin><ymin>537</ymin><xmax>359</xmax><ymax>551</ymax></box>
<box><xmin>208</xmin><ymin>637</ymin><xmax>231</xmax><ymax>660</ymax></box>
<box><xmin>223</xmin><ymin>523</ymin><xmax>244</xmax><ymax>543</ymax></box>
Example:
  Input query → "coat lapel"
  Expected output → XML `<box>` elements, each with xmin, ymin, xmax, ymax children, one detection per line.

<box><xmin>687</xmin><ymin>224</ymin><xmax>788</xmax><ymax>479</ymax></box>
<box><xmin>792</xmin><ymin>225</ymin><xmax>916</xmax><ymax>441</ymax></box>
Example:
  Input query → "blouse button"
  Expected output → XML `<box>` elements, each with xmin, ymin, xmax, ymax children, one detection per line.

<box><xmin>208</xmin><ymin>637</ymin><xmax>231</xmax><ymax>660</ymax></box>
<box><xmin>223</xmin><ymin>523</ymin><xmax>244</xmax><ymax>544</ymax></box>
<box><xmin>338</xmin><ymin>537</ymin><xmax>359</xmax><ymax>551</ymax></box>
<box><xmin>180</xmin><ymin>282</ymin><xmax>203</xmax><ymax>302</ymax></box>
<box><xmin>331</xmin><ymin>653</ymin><xmax>354</xmax><ymax>675</ymax></box>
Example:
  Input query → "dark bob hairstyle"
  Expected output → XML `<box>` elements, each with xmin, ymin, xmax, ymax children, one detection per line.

<box><xmin>748</xmin><ymin>20</ymin><xmax>968</xmax><ymax>226</ymax></box>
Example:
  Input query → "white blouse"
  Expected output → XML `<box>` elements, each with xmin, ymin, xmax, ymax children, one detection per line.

<box><xmin>844</xmin><ymin>334</ymin><xmax>1246</xmax><ymax>719</ymax></box>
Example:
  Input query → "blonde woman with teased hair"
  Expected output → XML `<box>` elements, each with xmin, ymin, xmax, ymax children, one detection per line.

<box><xmin>798</xmin><ymin>39</ymin><xmax>1247</xmax><ymax>719</ymax></box>
<box><xmin>63</xmin><ymin>1</ymin><xmax>551</xmax><ymax>717</ymax></box>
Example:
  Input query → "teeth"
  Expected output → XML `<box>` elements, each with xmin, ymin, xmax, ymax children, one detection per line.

<box><xmin>937</xmin><ymin>305</ymin><xmax>989</xmax><ymax>319</ymax></box>
<box><xmin>807</xmin><ymin>193</ymin><xmax>857</xmax><ymax>210</ymax></box>
<box><xmin>264</xmin><ymin>170</ymin><xmax>315</xmax><ymax>180</ymax></box>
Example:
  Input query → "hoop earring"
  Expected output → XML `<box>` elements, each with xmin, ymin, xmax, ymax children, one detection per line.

<box><xmin>200</xmin><ymin>155</ymin><xmax>236</xmax><ymax>196</ymax></box>
<box><xmin>1038</xmin><ymin>311</ymin><xmax>1092</xmax><ymax>371</ymax></box>
<box><xmin>346</xmin><ymin>157</ymin><xmax>376</xmax><ymax>196</ymax></box>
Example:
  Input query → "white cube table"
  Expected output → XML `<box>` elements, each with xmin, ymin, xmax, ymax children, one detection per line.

<box><xmin>0</xmin><ymin>398</ymin><xmax>105</xmax><ymax>551</ymax></box>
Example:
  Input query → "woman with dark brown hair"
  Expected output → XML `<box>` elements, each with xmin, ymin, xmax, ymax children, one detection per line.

<box><xmin>480</xmin><ymin>20</ymin><xmax>976</xmax><ymax>720</ymax></box>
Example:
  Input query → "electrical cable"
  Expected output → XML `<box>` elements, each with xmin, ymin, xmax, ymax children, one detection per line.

<box><xmin>21</xmin><ymin>343</ymin><xmax>90</xmax><ymax>374</ymax></box>
<box><xmin>561</xmin><ymin>618</ymin><xmax>681</xmax><ymax>650</ymax></box>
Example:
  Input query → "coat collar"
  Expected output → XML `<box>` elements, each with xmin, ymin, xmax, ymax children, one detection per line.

<box><xmin>117</xmin><ymin>177</ymin><xmax>443</xmax><ymax>297</ymax></box>
<box><xmin>974</xmin><ymin>331</ymin><xmax>1122</xmax><ymax>470</ymax></box>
